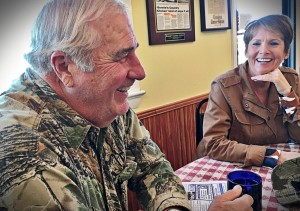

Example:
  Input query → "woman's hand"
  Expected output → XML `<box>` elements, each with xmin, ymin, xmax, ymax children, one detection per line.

<box><xmin>278</xmin><ymin>151</ymin><xmax>300</xmax><ymax>165</ymax></box>
<box><xmin>251</xmin><ymin>68</ymin><xmax>291</xmax><ymax>96</ymax></box>
<box><xmin>208</xmin><ymin>185</ymin><xmax>253</xmax><ymax>211</ymax></box>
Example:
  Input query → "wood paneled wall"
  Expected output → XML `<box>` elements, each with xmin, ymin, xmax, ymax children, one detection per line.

<box><xmin>138</xmin><ymin>94</ymin><xmax>208</xmax><ymax>170</ymax></box>
<box><xmin>128</xmin><ymin>93</ymin><xmax>209</xmax><ymax>211</ymax></box>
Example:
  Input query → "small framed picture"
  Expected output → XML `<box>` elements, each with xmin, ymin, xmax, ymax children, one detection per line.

<box><xmin>146</xmin><ymin>0</ymin><xmax>195</xmax><ymax>45</ymax></box>
<box><xmin>200</xmin><ymin>0</ymin><xmax>231</xmax><ymax>31</ymax></box>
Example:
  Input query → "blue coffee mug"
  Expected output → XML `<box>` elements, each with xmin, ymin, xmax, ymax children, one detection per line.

<box><xmin>227</xmin><ymin>170</ymin><xmax>262</xmax><ymax>211</ymax></box>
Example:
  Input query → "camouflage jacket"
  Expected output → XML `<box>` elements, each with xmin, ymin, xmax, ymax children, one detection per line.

<box><xmin>0</xmin><ymin>69</ymin><xmax>191</xmax><ymax>211</ymax></box>
<box><xmin>272</xmin><ymin>157</ymin><xmax>300</xmax><ymax>205</ymax></box>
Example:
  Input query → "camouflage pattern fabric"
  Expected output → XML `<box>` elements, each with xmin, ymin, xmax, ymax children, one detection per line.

<box><xmin>271</xmin><ymin>157</ymin><xmax>300</xmax><ymax>205</ymax></box>
<box><xmin>0</xmin><ymin>69</ymin><xmax>191</xmax><ymax>211</ymax></box>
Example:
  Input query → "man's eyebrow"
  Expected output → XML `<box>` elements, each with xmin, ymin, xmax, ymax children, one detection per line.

<box><xmin>114</xmin><ymin>43</ymin><xmax>139</xmax><ymax>59</ymax></box>
<box><xmin>124</xmin><ymin>42</ymin><xmax>139</xmax><ymax>52</ymax></box>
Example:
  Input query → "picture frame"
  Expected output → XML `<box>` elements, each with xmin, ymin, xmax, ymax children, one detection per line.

<box><xmin>146</xmin><ymin>0</ymin><xmax>195</xmax><ymax>45</ymax></box>
<box><xmin>200</xmin><ymin>0</ymin><xmax>231</xmax><ymax>31</ymax></box>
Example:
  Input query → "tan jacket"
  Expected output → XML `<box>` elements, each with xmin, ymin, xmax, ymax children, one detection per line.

<box><xmin>197</xmin><ymin>62</ymin><xmax>300</xmax><ymax>167</ymax></box>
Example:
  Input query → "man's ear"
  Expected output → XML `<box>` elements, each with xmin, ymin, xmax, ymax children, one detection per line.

<box><xmin>50</xmin><ymin>51</ymin><xmax>74</xmax><ymax>87</ymax></box>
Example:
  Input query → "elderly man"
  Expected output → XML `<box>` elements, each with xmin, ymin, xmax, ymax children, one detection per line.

<box><xmin>0</xmin><ymin>0</ymin><xmax>253</xmax><ymax>210</ymax></box>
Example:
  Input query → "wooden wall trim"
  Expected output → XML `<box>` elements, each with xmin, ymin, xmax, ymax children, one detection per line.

<box><xmin>136</xmin><ymin>93</ymin><xmax>209</xmax><ymax>170</ymax></box>
<box><xmin>137</xmin><ymin>93</ymin><xmax>209</xmax><ymax>119</ymax></box>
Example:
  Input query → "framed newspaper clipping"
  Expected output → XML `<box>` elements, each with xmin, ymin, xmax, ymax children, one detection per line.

<box><xmin>146</xmin><ymin>0</ymin><xmax>195</xmax><ymax>45</ymax></box>
<box><xmin>200</xmin><ymin>0</ymin><xmax>231</xmax><ymax>31</ymax></box>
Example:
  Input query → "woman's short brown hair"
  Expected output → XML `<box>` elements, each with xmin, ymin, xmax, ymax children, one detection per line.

<box><xmin>243</xmin><ymin>14</ymin><xmax>293</xmax><ymax>54</ymax></box>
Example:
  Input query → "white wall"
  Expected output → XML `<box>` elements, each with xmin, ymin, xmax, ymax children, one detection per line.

<box><xmin>236</xmin><ymin>0</ymin><xmax>281</xmax><ymax>29</ymax></box>
<box><xmin>0</xmin><ymin>1</ymin><xmax>48</xmax><ymax>93</ymax></box>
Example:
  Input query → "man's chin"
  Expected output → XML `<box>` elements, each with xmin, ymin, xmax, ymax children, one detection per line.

<box><xmin>116</xmin><ymin>101</ymin><xmax>130</xmax><ymax>115</ymax></box>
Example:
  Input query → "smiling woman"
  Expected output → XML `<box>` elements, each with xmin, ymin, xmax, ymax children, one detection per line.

<box><xmin>197</xmin><ymin>14</ymin><xmax>300</xmax><ymax>169</ymax></box>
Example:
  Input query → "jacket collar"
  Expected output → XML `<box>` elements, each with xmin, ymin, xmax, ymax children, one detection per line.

<box><xmin>26</xmin><ymin>68</ymin><xmax>103</xmax><ymax>150</ymax></box>
<box><xmin>239</xmin><ymin>61</ymin><xmax>279</xmax><ymax>113</ymax></box>
<box><xmin>238</xmin><ymin>61</ymin><xmax>279</xmax><ymax>135</ymax></box>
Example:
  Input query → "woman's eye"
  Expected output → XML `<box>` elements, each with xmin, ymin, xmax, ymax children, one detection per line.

<box><xmin>270</xmin><ymin>41</ymin><xmax>279</xmax><ymax>46</ymax></box>
<box><xmin>252</xmin><ymin>42</ymin><xmax>260</xmax><ymax>46</ymax></box>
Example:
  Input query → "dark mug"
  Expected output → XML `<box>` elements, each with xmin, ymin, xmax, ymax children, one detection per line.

<box><xmin>227</xmin><ymin>170</ymin><xmax>262</xmax><ymax>211</ymax></box>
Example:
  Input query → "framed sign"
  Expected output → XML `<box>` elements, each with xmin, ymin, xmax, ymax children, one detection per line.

<box><xmin>200</xmin><ymin>0</ymin><xmax>231</xmax><ymax>31</ymax></box>
<box><xmin>146</xmin><ymin>0</ymin><xmax>195</xmax><ymax>45</ymax></box>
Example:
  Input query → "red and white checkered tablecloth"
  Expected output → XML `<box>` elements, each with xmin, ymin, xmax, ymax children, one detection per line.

<box><xmin>175</xmin><ymin>143</ymin><xmax>300</xmax><ymax>211</ymax></box>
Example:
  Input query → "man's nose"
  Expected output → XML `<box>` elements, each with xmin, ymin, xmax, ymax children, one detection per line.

<box><xmin>128</xmin><ymin>53</ymin><xmax>146</xmax><ymax>80</ymax></box>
